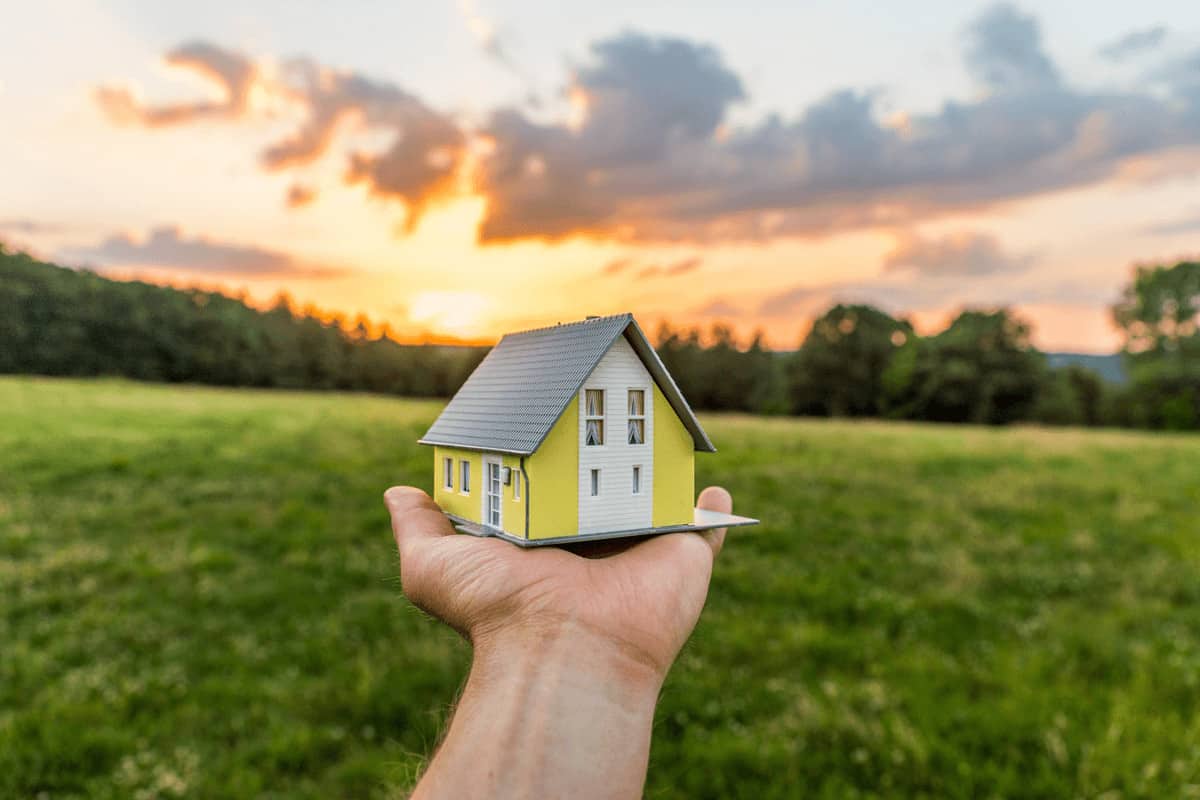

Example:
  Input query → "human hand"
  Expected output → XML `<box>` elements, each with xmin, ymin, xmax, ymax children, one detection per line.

<box><xmin>383</xmin><ymin>485</ymin><xmax>732</xmax><ymax>681</ymax></box>
<box><xmin>385</xmin><ymin>485</ymin><xmax>733</xmax><ymax>799</ymax></box>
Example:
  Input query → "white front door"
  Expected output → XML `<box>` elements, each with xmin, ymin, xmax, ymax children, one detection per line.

<box><xmin>483</xmin><ymin>458</ymin><xmax>503</xmax><ymax>530</ymax></box>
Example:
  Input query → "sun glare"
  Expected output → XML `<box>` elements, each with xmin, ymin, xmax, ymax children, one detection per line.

<box><xmin>408</xmin><ymin>290</ymin><xmax>491</xmax><ymax>338</ymax></box>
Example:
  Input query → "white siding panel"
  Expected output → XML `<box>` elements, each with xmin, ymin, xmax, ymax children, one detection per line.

<box><xmin>578</xmin><ymin>337</ymin><xmax>654</xmax><ymax>533</ymax></box>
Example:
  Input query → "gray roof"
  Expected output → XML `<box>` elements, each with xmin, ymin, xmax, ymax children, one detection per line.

<box><xmin>419</xmin><ymin>313</ymin><xmax>715</xmax><ymax>455</ymax></box>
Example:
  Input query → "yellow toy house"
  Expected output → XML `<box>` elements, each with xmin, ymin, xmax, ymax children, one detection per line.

<box><xmin>419</xmin><ymin>313</ymin><xmax>756</xmax><ymax>546</ymax></box>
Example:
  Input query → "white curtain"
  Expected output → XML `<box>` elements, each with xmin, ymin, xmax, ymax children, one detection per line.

<box><xmin>586</xmin><ymin>390</ymin><xmax>604</xmax><ymax>416</ymax></box>
<box><xmin>628</xmin><ymin>390</ymin><xmax>643</xmax><ymax>416</ymax></box>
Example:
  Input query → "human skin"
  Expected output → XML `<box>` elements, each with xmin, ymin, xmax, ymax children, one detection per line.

<box><xmin>383</xmin><ymin>485</ymin><xmax>733</xmax><ymax>800</ymax></box>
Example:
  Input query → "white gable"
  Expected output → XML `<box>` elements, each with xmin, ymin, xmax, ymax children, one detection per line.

<box><xmin>577</xmin><ymin>336</ymin><xmax>654</xmax><ymax>534</ymax></box>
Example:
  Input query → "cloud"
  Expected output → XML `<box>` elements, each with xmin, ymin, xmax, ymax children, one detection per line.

<box><xmin>98</xmin><ymin>8</ymin><xmax>1200</xmax><ymax>244</ymax></box>
<box><xmin>68</xmin><ymin>225</ymin><xmax>345</xmax><ymax>278</ymax></box>
<box><xmin>883</xmin><ymin>231</ymin><xmax>1035</xmax><ymax>276</ymax></box>
<box><xmin>601</xmin><ymin>257</ymin><xmax>633</xmax><ymax>275</ymax></box>
<box><xmin>286</xmin><ymin>183</ymin><xmax>317</xmax><ymax>209</ymax></box>
<box><xmin>604</xmin><ymin>255</ymin><xmax>702</xmax><ymax>277</ymax></box>
<box><xmin>757</xmin><ymin>269</ymin><xmax>1110</xmax><ymax>320</ymax></box>
<box><xmin>96</xmin><ymin>41</ymin><xmax>255</xmax><ymax>125</ymax></box>
<box><xmin>0</xmin><ymin>218</ymin><xmax>65</xmax><ymax>234</ymax></box>
<box><xmin>473</xmin><ymin>8</ymin><xmax>1200</xmax><ymax>243</ymax></box>
<box><xmin>965</xmin><ymin>3</ymin><xmax>1059</xmax><ymax>92</ymax></box>
<box><xmin>458</xmin><ymin>0</ymin><xmax>511</xmax><ymax>67</ymax></box>
<box><xmin>1099</xmin><ymin>26</ymin><xmax>1167</xmax><ymax>61</ymax></box>
<box><xmin>694</xmin><ymin>299</ymin><xmax>743</xmax><ymax>318</ymax></box>
<box><xmin>97</xmin><ymin>44</ymin><xmax>464</xmax><ymax>231</ymax></box>
<box><xmin>1142</xmin><ymin>211</ymin><xmax>1200</xmax><ymax>236</ymax></box>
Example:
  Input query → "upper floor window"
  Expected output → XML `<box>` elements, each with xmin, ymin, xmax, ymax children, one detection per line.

<box><xmin>627</xmin><ymin>389</ymin><xmax>645</xmax><ymax>444</ymax></box>
<box><xmin>585</xmin><ymin>389</ymin><xmax>605</xmax><ymax>446</ymax></box>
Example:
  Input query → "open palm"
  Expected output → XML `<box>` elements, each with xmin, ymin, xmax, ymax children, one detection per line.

<box><xmin>385</xmin><ymin>485</ymin><xmax>732</xmax><ymax>675</ymax></box>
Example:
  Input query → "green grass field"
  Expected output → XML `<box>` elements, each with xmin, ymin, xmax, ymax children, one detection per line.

<box><xmin>3</xmin><ymin>377</ymin><xmax>1200</xmax><ymax>799</ymax></box>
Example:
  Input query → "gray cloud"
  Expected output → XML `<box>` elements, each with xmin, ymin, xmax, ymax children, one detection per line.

<box><xmin>883</xmin><ymin>231</ymin><xmax>1035</xmax><ymax>277</ymax></box>
<box><xmin>69</xmin><ymin>225</ymin><xmax>344</xmax><ymax>278</ymax></box>
<box><xmin>965</xmin><ymin>3</ymin><xmax>1059</xmax><ymax>92</ymax></box>
<box><xmin>474</xmin><ymin>8</ymin><xmax>1200</xmax><ymax>243</ymax></box>
<box><xmin>1099</xmin><ymin>26</ymin><xmax>1167</xmax><ymax>61</ymax></box>
<box><xmin>98</xmin><ymin>8</ymin><xmax>1200</xmax><ymax>245</ymax></box>
<box><xmin>264</xmin><ymin>59</ymin><xmax>465</xmax><ymax>230</ymax></box>
<box><xmin>1142</xmin><ymin>211</ymin><xmax>1200</xmax><ymax>236</ymax></box>
<box><xmin>96</xmin><ymin>41</ymin><xmax>255</xmax><ymax>125</ymax></box>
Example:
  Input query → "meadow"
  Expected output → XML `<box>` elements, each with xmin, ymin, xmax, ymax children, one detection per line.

<box><xmin>3</xmin><ymin>377</ymin><xmax>1200</xmax><ymax>799</ymax></box>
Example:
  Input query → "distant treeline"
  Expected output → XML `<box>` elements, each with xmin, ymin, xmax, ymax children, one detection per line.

<box><xmin>3</xmin><ymin>245</ymin><xmax>1198</xmax><ymax>430</ymax></box>
<box><xmin>656</xmin><ymin>259</ymin><xmax>1200</xmax><ymax>430</ymax></box>
<box><xmin>0</xmin><ymin>246</ymin><xmax>485</xmax><ymax>397</ymax></box>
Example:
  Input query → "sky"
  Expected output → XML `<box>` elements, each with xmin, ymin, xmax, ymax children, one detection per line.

<box><xmin>3</xmin><ymin>0</ymin><xmax>1200</xmax><ymax>351</ymax></box>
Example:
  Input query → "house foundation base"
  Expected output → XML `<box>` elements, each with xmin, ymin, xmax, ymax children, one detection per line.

<box><xmin>445</xmin><ymin>508</ymin><xmax>759</xmax><ymax>548</ymax></box>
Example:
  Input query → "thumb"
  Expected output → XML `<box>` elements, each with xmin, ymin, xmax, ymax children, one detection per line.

<box><xmin>383</xmin><ymin>486</ymin><xmax>453</xmax><ymax>556</ymax></box>
<box><xmin>696</xmin><ymin>485</ymin><xmax>732</xmax><ymax>558</ymax></box>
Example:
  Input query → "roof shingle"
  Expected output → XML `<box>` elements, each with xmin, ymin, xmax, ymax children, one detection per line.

<box><xmin>419</xmin><ymin>313</ymin><xmax>714</xmax><ymax>454</ymax></box>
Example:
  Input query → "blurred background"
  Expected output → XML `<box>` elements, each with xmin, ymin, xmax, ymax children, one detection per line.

<box><xmin>3</xmin><ymin>1</ymin><xmax>1200</xmax><ymax>797</ymax></box>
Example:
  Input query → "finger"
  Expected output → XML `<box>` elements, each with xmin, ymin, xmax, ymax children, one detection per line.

<box><xmin>696</xmin><ymin>485</ymin><xmax>732</xmax><ymax>558</ymax></box>
<box><xmin>383</xmin><ymin>486</ymin><xmax>454</xmax><ymax>555</ymax></box>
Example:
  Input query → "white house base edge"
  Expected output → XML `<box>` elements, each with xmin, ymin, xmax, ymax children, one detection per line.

<box><xmin>445</xmin><ymin>508</ymin><xmax>759</xmax><ymax>548</ymax></box>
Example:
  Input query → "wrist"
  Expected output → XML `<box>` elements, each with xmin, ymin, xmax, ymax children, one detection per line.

<box><xmin>415</xmin><ymin>619</ymin><xmax>663</xmax><ymax>799</ymax></box>
<box><xmin>471</xmin><ymin>618</ymin><xmax>667</xmax><ymax>700</ymax></box>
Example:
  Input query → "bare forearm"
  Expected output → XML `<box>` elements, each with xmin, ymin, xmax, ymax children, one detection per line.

<box><xmin>413</xmin><ymin>622</ymin><xmax>664</xmax><ymax>800</ymax></box>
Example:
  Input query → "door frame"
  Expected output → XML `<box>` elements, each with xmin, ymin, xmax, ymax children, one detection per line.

<box><xmin>482</xmin><ymin>456</ymin><xmax>503</xmax><ymax>531</ymax></box>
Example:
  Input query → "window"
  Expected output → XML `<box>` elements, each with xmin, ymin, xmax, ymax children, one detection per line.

<box><xmin>460</xmin><ymin>460</ymin><xmax>471</xmax><ymax>494</ymax></box>
<box><xmin>513</xmin><ymin>470</ymin><xmax>521</xmax><ymax>501</ymax></box>
<box><xmin>627</xmin><ymin>389</ymin><xmax>645</xmax><ymax>444</ymax></box>
<box><xmin>590</xmin><ymin>468</ymin><xmax>600</xmax><ymax>497</ymax></box>
<box><xmin>443</xmin><ymin>457</ymin><xmax>454</xmax><ymax>490</ymax></box>
<box><xmin>632</xmin><ymin>465</ymin><xmax>641</xmax><ymax>494</ymax></box>
<box><xmin>585</xmin><ymin>389</ymin><xmax>605</xmax><ymax>446</ymax></box>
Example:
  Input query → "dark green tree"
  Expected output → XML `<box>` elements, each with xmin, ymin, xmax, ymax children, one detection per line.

<box><xmin>789</xmin><ymin>304</ymin><xmax>913</xmax><ymax>417</ymax></box>
<box><xmin>1111</xmin><ymin>260</ymin><xmax>1200</xmax><ymax>429</ymax></box>
<box><xmin>1031</xmin><ymin>365</ymin><xmax>1110</xmax><ymax>427</ymax></box>
<box><xmin>884</xmin><ymin>309</ymin><xmax>1044</xmax><ymax>424</ymax></box>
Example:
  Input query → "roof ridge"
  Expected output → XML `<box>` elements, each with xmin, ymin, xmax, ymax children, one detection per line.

<box><xmin>502</xmin><ymin>312</ymin><xmax>633</xmax><ymax>339</ymax></box>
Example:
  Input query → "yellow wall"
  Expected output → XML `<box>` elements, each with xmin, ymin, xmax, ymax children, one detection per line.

<box><xmin>525</xmin><ymin>400</ymin><xmax>579</xmax><ymax>539</ymax></box>
<box><xmin>652</xmin><ymin>384</ymin><xmax>695</xmax><ymax>527</ymax></box>
<box><xmin>433</xmin><ymin>447</ymin><xmax>527</xmax><ymax>538</ymax></box>
<box><xmin>432</xmin><ymin>446</ymin><xmax>483</xmax><ymax>523</ymax></box>
<box><xmin>434</xmin><ymin>384</ymin><xmax>693</xmax><ymax>537</ymax></box>
<box><xmin>501</xmin><ymin>454</ymin><xmax>526</xmax><ymax>537</ymax></box>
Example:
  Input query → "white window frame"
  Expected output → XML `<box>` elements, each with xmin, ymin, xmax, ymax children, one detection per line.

<box><xmin>483</xmin><ymin>457</ymin><xmax>502</xmax><ymax>529</ymax></box>
<box><xmin>443</xmin><ymin>457</ymin><xmax>454</xmax><ymax>490</ymax></box>
<box><xmin>590</xmin><ymin>468</ymin><xmax>600</xmax><ymax>497</ymax></box>
<box><xmin>513</xmin><ymin>469</ymin><xmax>521</xmax><ymax>501</ymax></box>
<box><xmin>460</xmin><ymin>460</ymin><xmax>471</xmax><ymax>495</ymax></box>
<box><xmin>631</xmin><ymin>465</ymin><xmax>642</xmax><ymax>495</ymax></box>
<box><xmin>627</xmin><ymin>388</ymin><xmax>646</xmax><ymax>445</ymax></box>
<box><xmin>584</xmin><ymin>388</ymin><xmax>605</xmax><ymax>446</ymax></box>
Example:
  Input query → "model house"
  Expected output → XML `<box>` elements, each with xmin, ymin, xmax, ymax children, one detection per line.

<box><xmin>419</xmin><ymin>313</ymin><xmax>755</xmax><ymax>546</ymax></box>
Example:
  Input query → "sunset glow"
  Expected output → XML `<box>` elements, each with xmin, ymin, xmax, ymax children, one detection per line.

<box><xmin>4</xmin><ymin>2</ymin><xmax>1199</xmax><ymax>352</ymax></box>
